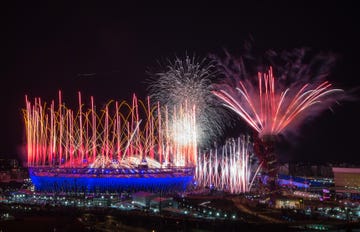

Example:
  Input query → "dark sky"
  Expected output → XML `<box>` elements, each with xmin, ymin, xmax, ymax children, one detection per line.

<box><xmin>2</xmin><ymin>2</ymin><xmax>360</xmax><ymax>164</ymax></box>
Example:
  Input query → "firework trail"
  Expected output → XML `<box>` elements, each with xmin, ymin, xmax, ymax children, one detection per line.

<box><xmin>211</xmin><ymin>48</ymin><xmax>346</xmax><ymax>138</ymax></box>
<box><xmin>195</xmin><ymin>135</ymin><xmax>260</xmax><ymax>194</ymax></box>
<box><xmin>147</xmin><ymin>55</ymin><xmax>233</xmax><ymax>147</ymax></box>
<box><xmin>23</xmin><ymin>91</ymin><xmax>197</xmax><ymax>168</ymax></box>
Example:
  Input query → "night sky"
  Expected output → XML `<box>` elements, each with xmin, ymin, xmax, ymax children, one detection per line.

<box><xmin>2</xmin><ymin>2</ymin><xmax>360</xmax><ymax>164</ymax></box>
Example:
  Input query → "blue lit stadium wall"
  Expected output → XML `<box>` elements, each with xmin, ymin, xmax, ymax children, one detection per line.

<box><xmin>30</xmin><ymin>174</ymin><xmax>194</xmax><ymax>193</ymax></box>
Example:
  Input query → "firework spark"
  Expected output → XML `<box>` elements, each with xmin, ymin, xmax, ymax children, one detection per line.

<box><xmin>23</xmin><ymin>91</ymin><xmax>197</xmax><ymax>168</ymax></box>
<box><xmin>147</xmin><ymin>55</ymin><xmax>232</xmax><ymax>147</ymax></box>
<box><xmin>195</xmin><ymin>135</ymin><xmax>260</xmax><ymax>194</ymax></box>
<box><xmin>211</xmin><ymin>49</ymin><xmax>345</xmax><ymax>138</ymax></box>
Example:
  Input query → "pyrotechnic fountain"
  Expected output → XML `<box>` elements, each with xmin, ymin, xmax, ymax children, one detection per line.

<box><xmin>195</xmin><ymin>135</ymin><xmax>261</xmax><ymax>194</ymax></box>
<box><xmin>23</xmin><ymin>91</ymin><xmax>196</xmax><ymax>193</ymax></box>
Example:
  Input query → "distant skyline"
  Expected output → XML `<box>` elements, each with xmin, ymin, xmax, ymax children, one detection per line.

<box><xmin>2</xmin><ymin>2</ymin><xmax>360</xmax><ymax>164</ymax></box>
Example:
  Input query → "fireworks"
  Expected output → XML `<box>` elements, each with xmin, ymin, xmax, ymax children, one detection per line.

<box><xmin>147</xmin><ymin>55</ymin><xmax>232</xmax><ymax>147</ymax></box>
<box><xmin>212</xmin><ymin>67</ymin><xmax>344</xmax><ymax>138</ymax></box>
<box><xmin>195</xmin><ymin>135</ymin><xmax>260</xmax><ymax>194</ymax></box>
<box><xmin>22</xmin><ymin>47</ymin><xmax>350</xmax><ymax>193</ymax></box>
<box><xmin>211</xmin><ymin>49</ymin><xmax>345</xmax><ymax>138</ymax></box>
<box><xmin>23</xmin><ymin>91</ymin><xmax>197</xmax><ymax>168</ymax></box>
<box><xmin>210</xmin><ymin>48</ymin><xmax>347</xmax><ymax>178</ymax></box>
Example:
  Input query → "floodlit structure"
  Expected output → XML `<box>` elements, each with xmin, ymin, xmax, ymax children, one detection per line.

<box><xmin>23</xmin><ymin>92</ymin><xmax>196</xmax><ymax>193</ymax></box>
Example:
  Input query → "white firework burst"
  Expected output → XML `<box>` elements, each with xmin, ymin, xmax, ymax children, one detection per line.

<box><xmin>147</xmin><ymin>55</ymin><xmax>233</xmax><ymax>147</ymax></box>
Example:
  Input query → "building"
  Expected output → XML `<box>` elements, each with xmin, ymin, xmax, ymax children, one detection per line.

<box><xmin>0</xmin><ymin>158</ymin><xmax>28</xmax><ymax>183</ymax></box>
<box><xmin>332</xmin><ymin>167</ymin><xmax>360</xmax><ymax>198</ymax></box>
<box><xmin>287</xmin><ymin>162</ymin><xmax>333</xmax><ymax>177</ymax></box>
